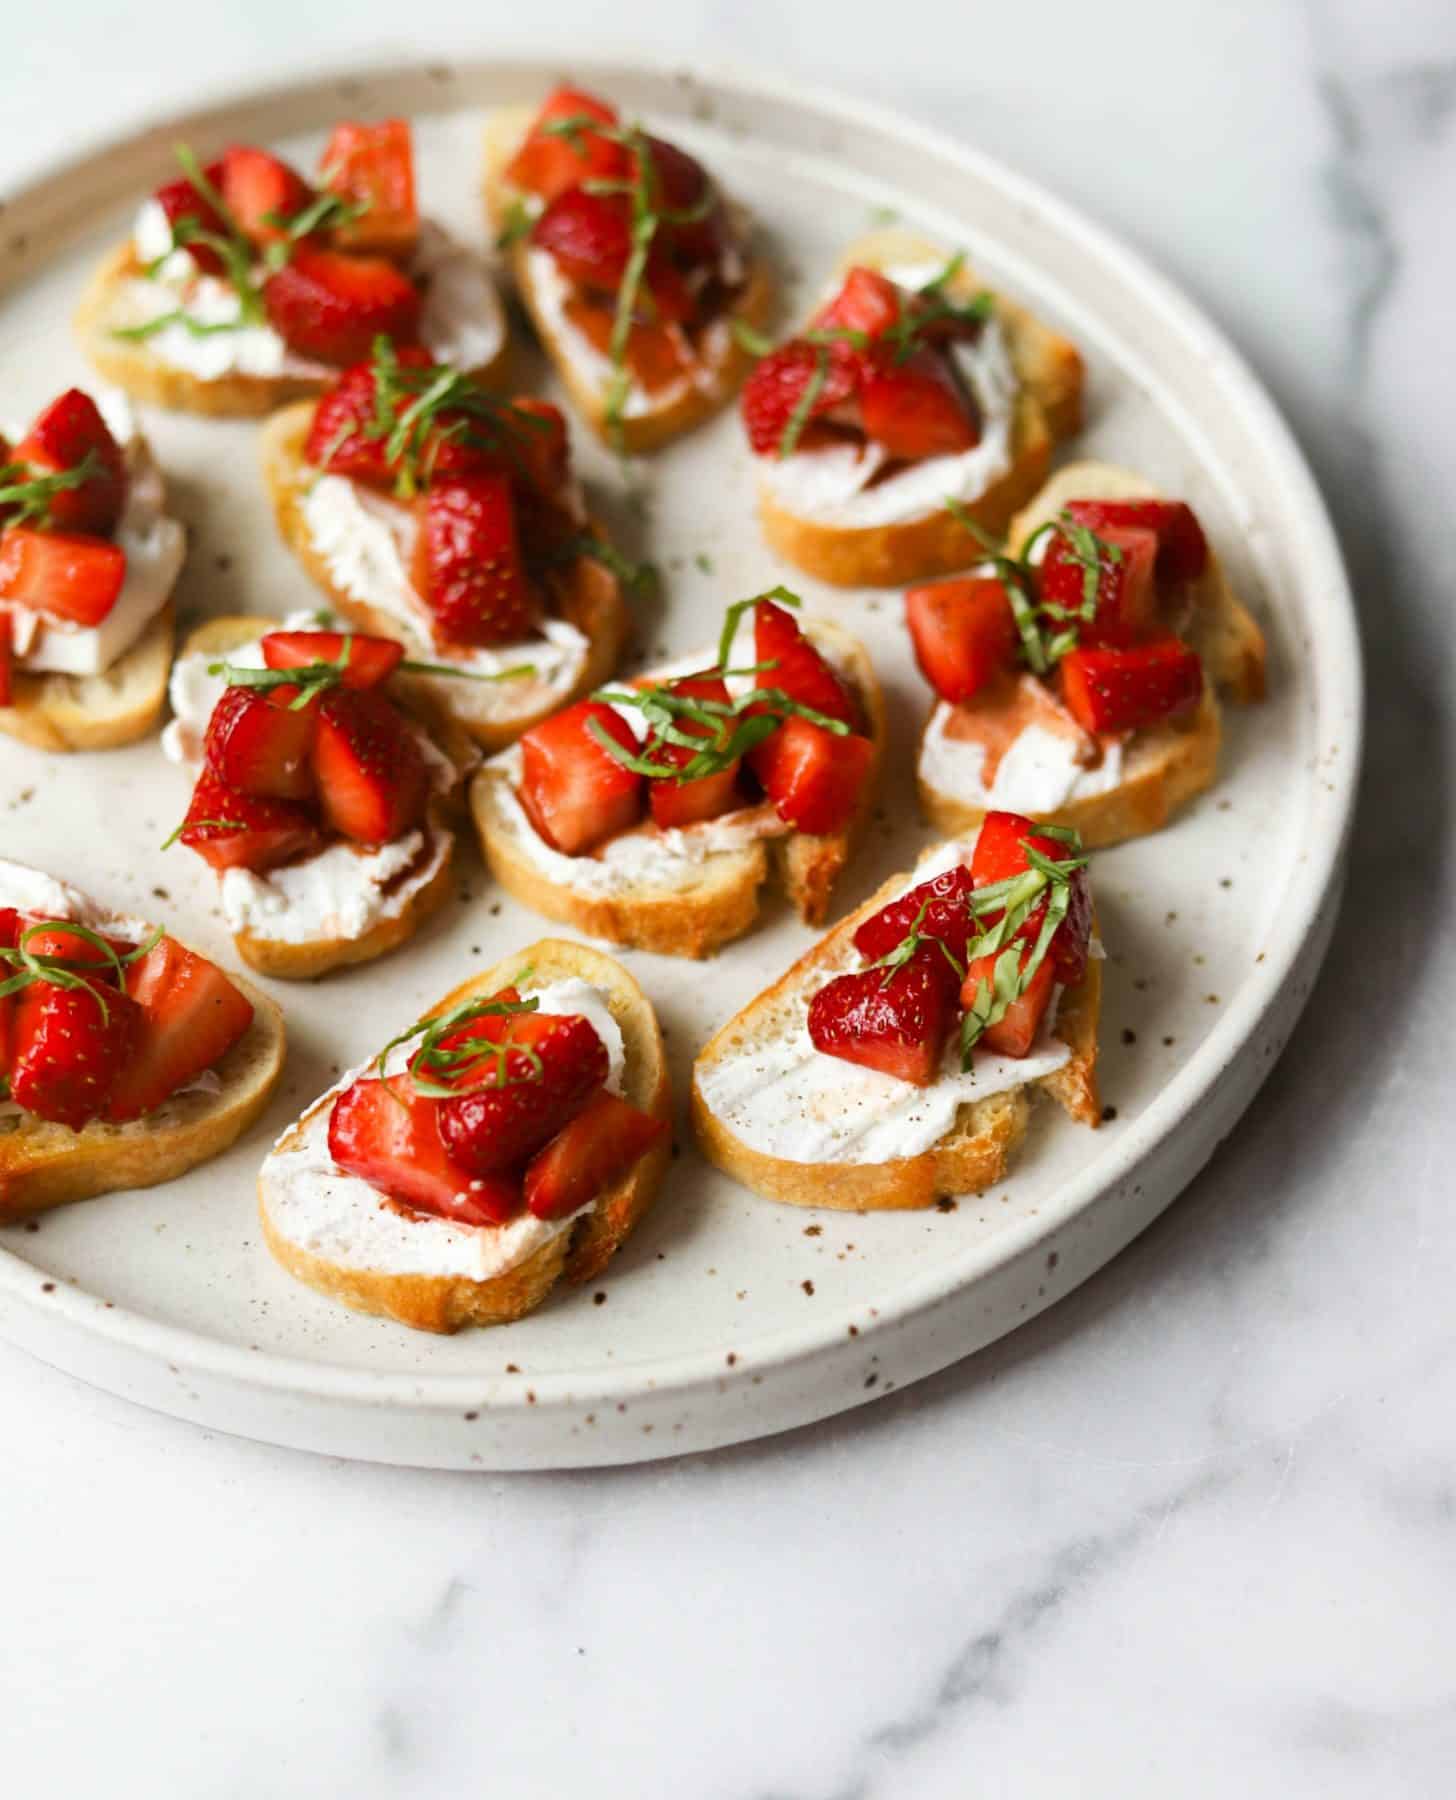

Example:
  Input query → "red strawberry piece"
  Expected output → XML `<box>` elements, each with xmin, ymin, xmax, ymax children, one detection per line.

<box><xmin>220</xmin><ymin>144</ymin><xmax>314</xmax><ymax>247</ymax></box>
<box><xmin>971</xmin><ymin>810</ymin><xmax>1092</xmax><ymax>987</ymax></box>
<box><xmin>204</xmin><ymin>682</ymin><xmax>318</xmax><ymax>802</ymax></box>
<box><xmin>750</xmin><ymin>716</ymin><xmax>873</xmax><ymax>836</ymax></box>
<box><xmin>17</xmin><ymin>925</ymin><xmax>127</xmax><ymax>970</ymax></box>
<box><xmin>12</xmin><ymin>389</ymin><xmax>128</xmax><ymax>536</ymax></box>
<box><xmin>412</xmin><ymin>473</ymin><xmax>538</xmax><ymax>648</ymax></box>
<box><xmin>637</xmin><ymin>134</ymin><xmax>726</xmax><ymax>267</ymax></box>
<box><xmin>10</xmin><ymin>972</ymin><xmax>138</xmax><ymax>1129</ymax></box>
<box><xmin>261</xmin><ymin>628</ymin><xmax>403</xmax><ymax>690</ymax></box>
<box><xmin>752</xmin><ymin>600</ymin><xmax>860</xmax><ymax>728</ymax></box>
<box><xmin>504</xmin><ymin>85</ymin><xmax>628</xmax><ymax>201</ymax></box>
<box><xmin>808</xmin><ymin>943</ymin><xmax>957</xmax><ymax>1087</ymax></box>
<box><xmin>531</xmin><ymin>188</ymin><xmax>694</xmax><ymax>322</ymax></box>
<box><xmin>961</xmin><ymin>945</ymin><xmax>1056</xmax><ymax>1058</ymax></box>
<box><xmin>0</xmin><ymin>527</ymin><xmax>126</xmax><ymax>626</ymax></box>
<box><xmin>319</xmin><ymin>118</ymin><xmax>418</xmax><ymax>258</ymax></box>
<box><xmin>811</xmin><ymin>266</ymin><xmax>902</xmax><ymax>340</ymax></box>
<box><xmin>0</xmin><ymin>907</ymin><xmax>21</xmax><ymax>1081</ymax></box>
<box><xmin>860</xmin><ymin>346</ymin><xmax>978</xmax><ymax>460</ymax></box>
<box><xmin>151</xmin><ymin>158</ymin><xmax>228</xmax><ymax>275</ymax></box>
<box><xmin>645</xmin><ymin>672</ymin><xmax>744</xmax><ymax>829</ymax></box>
<box><xmin>1062</xmin><ymin>498</ymin><xmax>1208</xmax><ymax>584</ymax></box>
<box><xmin>178</xmin><ymin>769</ymin><xmax>323</xmax><ymax>873</ymax></box>
<box><xmin>525</xmin><ymin>1089</ymin><xmax>668</xmax><ymax>1221</ymax></box>
<box><xmin>436</xmin><ymin>1010</ymin><xmax>609</xmax><ymax>1175</ymax></box>
<box><xmin>0</xmin><ymin>612</ymin><xmax>12</xmax><ymax>708</ymax></box>
<box><xmin>1059</xmin><ymin>638</ymin><xmax>1203</xmax><ymax>736</ymax></box>
<box><xmin>906</xmin><ymin>575</ymin><xmax>1019</xmax><ymax>704</ymax></box>
<box><xmin>104</xmin><ymin>936</ymin><xmax>254</xmax><ymax>1123</ymax></box>
<box><xmin>302</xmin><ymin>349</ymin><xmax>430</xmax><ymax>484</ymax></box>
<box><xmin>328</xmin><ymin>1073</ymin><xmax>523</xmax><ymax>1226</ymax></box>
<box><xmin>741</xmin><ymin>339</ymin><xmax>862</xmax><ymax>455</ymax></box>
<box><xmin>852</xmin><ymin>862</ymin><xmax>977</xmax><ymax>964</ymax></box>
<box><xmin>311</xmin><ymin>687</ymin><xmax>428</xmax><ymax>847</ymax></box>
<box><xmin>262</xmin><ymin>246</ymin><xmax>421</xmax><ymax>366</ymax></box>
<box><xmin>1039</xmin><ymin>523</ymin><xmax>1159</xmax><ymax>648</ymax></box>
<box><xmin>519</xmin><ymin>699</ymin><xmax>644</xmax><ymax>855</ymax></box>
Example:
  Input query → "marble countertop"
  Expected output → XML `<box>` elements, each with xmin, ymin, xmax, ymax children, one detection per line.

<box><xmin>4</xmin><ymin>2</ymin><xmax>1454</xmax><ymax>1793</ymax></box>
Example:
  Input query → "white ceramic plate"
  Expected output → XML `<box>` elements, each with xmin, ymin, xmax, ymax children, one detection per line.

<box><xmin>0</xmin><ymin>57</ymin><xmax>1358</xmax><ymax>1469</ymax></box>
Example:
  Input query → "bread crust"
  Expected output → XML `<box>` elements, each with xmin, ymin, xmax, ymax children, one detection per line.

<box><xmin>0</xmin><ymin>601</ymin><xmax>174</xmax><ymax>752</ymax></box>
<box><xmin>258</xmin><ymin>938</ymin><xmax>673</xmax><ymax>1332</ymax></box>
<box><xmin>691</xmin><ymin>851</ymin><xmax>1100</xmax><ymax>1212</ymax></box>
<box><xmin>469</xmin><ymin>618</ymin><xmax>887</xmax><ymax>958</ymax></box>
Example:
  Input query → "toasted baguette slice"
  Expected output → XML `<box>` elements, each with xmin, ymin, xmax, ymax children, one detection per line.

<box><xmin>483</xmin><ymin>106</ymin><xmax>776</xmax><ymax>454</ymax></box>
<box><xmin>0</xmin><ymin>880</ymin><xmax>285</xmax><ymax>1223</ymax></box>
<box><xmin>470</xmin><ymin>619</ymin><xmax>886</xmax><ymax>959</ymax></box>
<box><xmin>260</xmin><ymin>401</ymin><xmax>632</xmax><ymax>751</ymax></box>
<box><xmin>918</xmin><ymin>461</ymin><xmax>1266</xmax><ymax>849</ymax></box>
<box><xmin>755</xmin><ymin>227</ymin><xmax>1085</xmax><ymax>589</ymax></box>
<box><xmin>0</xmin><ymin>601</ymin><xmax>174</xmax><ymax>752</ymax></box>
<box><xmin>692</xmin><ymin>850</ymin><xmax>1100</xmax><ymax>1213</ymax></box>
<box><xmin>259</xmin><ymin>938</ymin><xmax>673</xmax><ymax>1332</ymax></box>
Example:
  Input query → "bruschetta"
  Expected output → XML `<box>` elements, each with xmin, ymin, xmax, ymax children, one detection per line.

<box><xmin>258</xmin><ymin>937</ymin><xmax>671</xmax><ymax>1332</ymax></box>
<box><xmin>913</xmin><ymin>462</ymin><xmax>1266</xmax><ymax>848</ymax></box>
<box><xmin>740</xmin><ymin>228</ymin><xmax>1083</xmax><ymax>587</ymax></box>
<box><xmin>692</xmin><ymin>812</ymin><xmax>1100</xmax><ymax>1211</ymax></box>
<box><xmin>77</xmin><ymin>120</ymin><xmax>509</xmax><ymax>417</ymax></box>
<box><xmin>483</xmin><ymin>83</ymin><xmax>774</xmax><ymax>452</ymax></box>
<box><xmin>0</xmin><ymin>858</ymin><xmax>285</xmax><ymax>1221</ymax></box>
<box><xmin>471</xmin><ymin>591</ymin><xmax>884</xmax><ymax>958</ymax></box>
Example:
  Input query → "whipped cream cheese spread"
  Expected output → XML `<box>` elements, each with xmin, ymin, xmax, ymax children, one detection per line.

<box><xmin>919</xmin><ymin>703</ymin><xmax>1127</xmax><ymax>814</ymax></box>
<box><xmin>695</xmin><ymin>840</ymin><xmax>1073</xmax><ymax>1166</ymax></box>
<box><xmin>3</xmin><ymin>392</ymin><xmax>185</xmax><ymax>679</ymax></box>
<box><xmin>259</xmin><ymin>977</ymin><xmax>625</xmax><ymax>1280</ymax></box>
<box><xmin>120</xmin><ymin>207</ymin><xmax>505</xmax><ymax>381</ymax></box>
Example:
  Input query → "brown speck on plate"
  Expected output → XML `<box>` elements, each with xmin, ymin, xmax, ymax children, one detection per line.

<box><xmin>935</xmin><ymin>1197</ymin><xmax>957</xmax><ymax>1213</ymax></box>
<box><xmin>1102</xmin><ymin>1105</ymin><xmax>1118</xmax><ymax>1122</ymax></box>
<box><xmin>593</xmin><ymin>1291</ymin><xmax>607</xmax><ymax>1306</ymax></box>
<box><xmin>1121</xmin><ymin>1028</ymin><xmax>1137</xmax><ymax>1045</ymax></box>
<box><xmin>801</xmin><ymin>1279</ymin><xmax>815</xmax><ymax>1296</ymax></box>
<box><xmin>725</xmin><ymin>1352</ymin><xmax>737</xmax><ymax>1367</ymax></box>
<box><xmin>803</xmin><ymin>1224</ymin><xmax>822</xmax><ymax>1237</ymax></box>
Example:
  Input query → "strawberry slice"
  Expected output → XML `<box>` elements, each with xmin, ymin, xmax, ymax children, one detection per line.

<box><xmin>220</xmin><ymin>144</ymin><xmax>314</xmax><ymax>247</ymax></box>
<box><xmin>532</xmin><ymin>188</ymin><xmax>694</xmax><ymax>321</ymax></box>
<box><xmin>1062</xmin><ymin>498</ymin><xmax>1208</xmax><ymax>584</ymax></box>
<box><xmin>436</xmin><ymin>1010</ymin><xmax>609</xmax><ymax>1175</ymax></box>
<box><xmin>328</xmin><ymin>1073</ymin><xmax>523</xmax><ymax>1225</ymax></box>
<box><xmin>741</xmin><ymin>339</ymin><xmax>862</xmax><ymax>455</ymax></box>
<box><xmin>412</xmin><ymin>473</ymin><xmax>538</xmax><ymax>648</ymax></box>
<box><xmin>0</xmin><ymin>908</ymin><xmax>21</xmax><ymax>1085</ymax></box>
<box><xmin>0</xmin><ymin>612</ymin><xmax>12</xmax><ymax>709</ymax></box>
<box><xmin>10</xmin><ymin>973</ymin><xmax>138</xmax><ymax>1129</ymax></box>
<box><xmin>808</xmin><ymin>944</ymin><xmax>957</xmax><ymax>1086</ymax></box>
<box><xmin>18</xmin><ymin>925</ymin><xmax>129</xmax><ymax>968</ymax></box>
<box><xmin>852</xmin><ymin>862</ymin><xmax>977</xmax><ymax>964</ymax></box>
<box><xmin>204</xmin><ymin>683</ymin><xmax>317</xmax><ymax>802</ymax></box>
<box><xmin>971</xmin><ymin>810</ymin><xmax>1092</xmax><ymax>987</ymax></box>
<box><xmin>178</xmin><ymin>769</ymin><xmax>323</xmax><ymax>872</ymax></box>
<box><xmin>1059</xmin><ymin>638</ymin><xmax>1203</xmax><ymax>736</ymax></box>
<box><xmin>319</xmin><ymin>119</ymin><xmax>418</xmax><ymax>257</ymax></box>
<box><xmin>518</xmin><ymin>699</ymin><xmax>643</xmax><ymax>855</ymax></box>
<box><xmin>860</xmin><ymin>346</ymin><xmax>978</xmax><ymax>460</ymax></box>
<box><xmin>151</xmin><ymin>158</ymin><xmax>228</xmax><ymax>275</ymax></box>
<box><xmin>811</xmin><ymin>266</ymin><xmax>902</xmax><ymax>340</ymax></box>
<box><xmin>751</xmin><ymin>600</ymin><xmax>860</xmax><ymax>729</ymax></box>
<box><xmin>750</xmin><ymin>717</ymin><xmax>872</xmax><ymax>836</ymax></box>
<box><xmin>961</xmin><ymin>945</ymin><xmax>1056</xmax><ymax>1058</ymax></box>
<box><xmin>104</xmin><ymin>936</ymin><xmax>254</xmax><ymax>1123</ymax></box>
<box><xmin>0</xmin><ymin>527</ymin><xmax>126</xmax><ymax>626</ymax></box>
<box><xmin>645</xmin><ymin>673</ymin><xmax>744</xmax><ymax>830</ymax></box>
<box><xmin>906</xmin><ymin>575</ymin><xmax>1019</xmax><ymax>704</ymax></box>
<box><xmin>636</xmin><ymin>135</ymin><xmax>726</xmax><ymax>266</ymax></box>
<box><xmin>504</xmin><ymin>85</ymin><xmax>628</xmax><ymax>202</ymax></box>
<box><xmin>262</xmin><ymin>246</ymin><xmax>421</xmax><ymax>366</ymax></box>
<box><xmin>312</xmin><ymin>688</ymin><xmax>429</xmax><ymax>847</ymax></box>
<box><xmin>1039</xmin><ymin>523</ymin><xmax>1159</xmax><ymax>648</ymax></box>
<box><xmin>302</xmin><ymin>348</ymin><xmax>432</xmax><ymax>484</ymax></box>
<box><xmin>524</xmin><ymin>1089</ymin><xmax>668</xmax><ymax>1221</ymax></box>
<box><xmin>12</xmin><ymin>389</ymin><xmax>128</xmax><ymax>536</ymax></box>
<box><xmin>261</xmin><ymin>628</ymin><xmax>403</xmax><ymax>689</ymax></box>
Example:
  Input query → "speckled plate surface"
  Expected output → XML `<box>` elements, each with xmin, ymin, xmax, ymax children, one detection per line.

<box><xmin>0</xmin><ymin>56</ymin><xmax>1358</xmax><ymax>1469</ymax></box>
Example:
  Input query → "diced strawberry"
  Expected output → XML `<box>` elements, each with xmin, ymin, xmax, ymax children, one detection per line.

<box><xmin>412</xmin><ymin>473</ymin><xmax>538</xmax><ymax>648</ymax></box>
<box><xmin>860</xmin><ymin>346</ymin><xmax>978</xmax><ymax>460</ymax></box>
<box><xmin>905</xmin><ymin>576</ymin><xmax>1019</xmax><ymax>704</ymax></box>
<box><xmin>741</xmin><ymin>339</ymin><xmax>861</xmax><ymax>455</ymax></box>
<box><xmin>504</xmin><ymin>85</ymin><xmax>627</xmax><ymax>202</ymax></box>
<box><xmin>494</xmin><ymin>398</ymin><xmax>570</xmax><ymax>500</ymax></box>
<box><xmin>18</xmin><ymin>925</ymin><xmax>127</xmax><ymax>969</ymax></box>
<box><xmin>636</xmin><ymin>135</ymin><xmax>725</xmax><ymax>267</ymax></box>
<box><xmin>263</xmin><ymin>246</ymin><xmax>421</xmax><ymax>366</ymax></box>
<box><xmin>203</xmin><ymin>683</ymin><xmax>317</xmax><ymax>802</ymax></box>
<box><xmin>808</xmin><ymin>943</ymin><xmax>957</xmax><ymax>1087</ymax></box>
<box><xmin>752</xmin><ymin>600</ymin><xmax>860</xmax><ymax>728</ymax></box>
<box><xmin>0</xmin><ymin>908</ymin><xmax>19</xmax><ymax>1084</ymax></box>
<box><xmin>0</xmin><ymin>612</ymin><xmax>11</xmax><ymax>709</ymax></box>
<box><xmin>328</xmin><ymin>1073</ymin><xmax>523</xmax><ymax>1226</ymax></box>
<box><xmin>750</xmin><ymin>716</ymin><xmax>873</xmax><ymax>835</ymax></box>
<box><xmin>302</xmin><ymin>349</ymin><xmax>429</xmax><ymax>484</ymax></box>
<box><xmin>525</xmin><ymin>1089</ymin><xmax>668</xmax><ymax>1221</ymax></box>
<box><xmin>0</xmin><ymin>527</ymin><xmax>126</xmax><ymax>626</ymax></box>
<box><xmin>852</xmin><ymin>862</ymin><xmax>977</xmax><ymax>964</ymax></box>
<box><xmin>220</xmin><ymin>144</ymin><xmax>314</xmax><ymax>247</ymax></box>
<box><xmin>1059</xmin><ymin>638</ymin><xmax>1203</xmax><ymax>736</ymax></box>
<box><xmin>1039</xmin><ymin>523</ymin><xmax>1159</xmax><ymax>648</ymax></box>
<box><xmin>961</xmin><ymin>946</ymin><xmax>1056</xmax><ymax>1058</ymax></box>
<box><xmin>261</xmin><ymin>629</ymin><xmax>403</xmax><ymax>689</ymax></box>
<box><xmin>311</xmin><ymin>687</ymin><xmax>428</xmax><ymax>847</ymax></box>
<box><xmin>1062</xmin><ymin>498</ymin><xmax>1208</xmax><ymax>584</ymax></box>
<box><xmin>10</xmin><ymin>973</ymin><xmax>138</xmax><ymax>1129</ymax></box>
<box><xmin>177</xmin><ymin>770</ymin><xmax>323</xmax><ymax>873</ymax></box>
<box><xmin>971</xmin><ymin>810</ymin><xmax>1092</xmax><ymax>987</ymax></box>
<box><xmin>811</xmin><ymin>266</ymin><xmax>902</xmax><ymax>340</ymax></box>
<box><xmin>151</xmin><ymin>158</ymin><xmax>228</xmax><ymax>275</ymax></box>
<box><xmin>12</xmin><ymin>389</ymin><xmax>128</xmax><ymax>536</ymax></box>
<box><xmin>104</xmin><ymin>936</ymin><xmax>254</xmax><ymax>1123</ymax></box>
<box><xmin>435</xmin><ymin>1009</ymin><xmax>609</xmax><ymax>1176</ymax></box>
<box><xmin>319</xmin><ymin>119</ymin><xmax>418</xmax><ymax>257</ymax></box>
<box><xmin>532</xmin><ymin>188</ymin><xmax>693</xmax><ymax>321</ymax></box>
<box><xmin>645</xmin><ymin>672</ymin><xmax>743</xmax><ymax>829</ymax></box>
<box><xmin>518</xmin><ymin>699</ymin><xmax>643</xmax><ymax>855</ymax></box>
